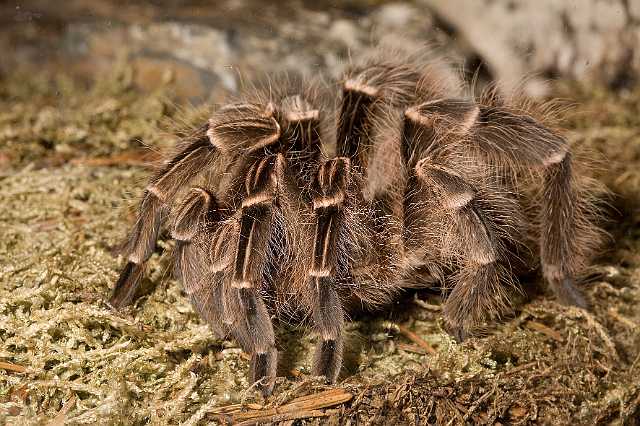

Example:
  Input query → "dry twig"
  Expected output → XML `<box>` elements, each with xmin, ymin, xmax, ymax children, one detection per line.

<box><xmin>215</xmin><ymin>388</ymin><xmax>352</xmax><ymax>425</ymax></box>
<box><xmin>526</xmin><ymin>321</ymin><xmax>564</xmax><ymax>342</ymax></box>
<box><xmin>69</xmin><ymin>150</ymin><xmax>156</xmax><ymax>167</ymax></box>
<box><xmin>397</xmin><ymin>324</ymin><xmax>437</xmax><ymax>355</ymax></box>
<box><xmin>47</xmin><ymin>394</ymin><xmax>77</xmax><ymax>426</ymax></box>
<box><xmin>397</xmin><ymin>343</ymin><xmax>429</xmax><ymax>355</ymax></box>
<box><xmin>0</xmin><ymin>361</ymin><xmax>26</xmax><ymax>373</ymax></box>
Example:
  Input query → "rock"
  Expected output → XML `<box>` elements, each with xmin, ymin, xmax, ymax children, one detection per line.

<box><xmin>0</xmin><ymin>1</ymin><xmax>450</xmax><ymax>101</ymax></box>
<box><xmin>420</xmin><ymin>0</ymin><xmax>640</xmax><ymax>93</ymax></box>
<box><xmin>1</xmin><ymin>0</ymin><xmax>639</xmax><ymax>101</ymax></box>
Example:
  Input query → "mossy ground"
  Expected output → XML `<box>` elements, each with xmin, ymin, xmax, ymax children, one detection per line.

<box><xmin>0</xmin><ymin>70</ymin><xmax>639</xmax><ymax>425</ymax></box>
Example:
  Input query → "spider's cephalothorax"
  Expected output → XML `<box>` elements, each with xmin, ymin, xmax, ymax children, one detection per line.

<box><xmin>110</xmin><ymin>51</ymin><xmax>603</xmax><ymax>395</ymax></box>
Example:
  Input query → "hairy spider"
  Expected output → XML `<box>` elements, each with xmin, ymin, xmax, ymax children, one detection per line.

<box><xmin>109</xmin><ymin>50</ymin><xmax>604</xmax><ymax>395</ymax></box>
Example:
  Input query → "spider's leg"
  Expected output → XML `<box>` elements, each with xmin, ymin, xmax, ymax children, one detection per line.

<box><xmin>401</xmin><ymin>100</ymin><xmax>525</xmax><ymax>340</ymax></box>
<box><xmin>466</xmin><ymin>101</ymin><xmax>598</xmax><ymax>307</ymax></box>
<box><xmin>539</xmin><ymin>153</ymin><xmax>589</xmax><ymax>306</ymax></box>
<box><xmin>280</xmin><ymin>94</ymin><xmax>322</xmax><ymax>162</ymax></box>
<box><xmin>404</xmin><ymin>98</ymin><xmax>601</xmax><ymax>309</ymax></box>
<box><xmin>336</xmin><ymin>79</ymin><xmax>377</xmax><ymax>169</ymax></box>
<box><xmin>111</xmin><ymin>128</ymin><xmax>216</xmax><ymax>308</ymax></box>
<box><xmin>171</xmin><ymin>186</ymin><xmax>229</xmax><ymax>338</ymax></box>
<box><xmin>222</xmin><ymin>153</ymin><xmax>285</xmax><ymax>396</ymax></box>
<box><xmin>409</xmin><ymin>159</ymin><xmax>511</xmax><ymax>341</ymax></box>
<box><xmin>277</xmin><ymin>93</ymin><xmax>324</xmax><ymax>198</ymax></box>
<box><xmin>308</xmin><ymin>157</ymin><xmax>351</xmax><ymax>383</ymax></box>
<box><xmin>337</xmin><ymin>60</ymin><xmax>421</xmax><ymax>170</ymax></box>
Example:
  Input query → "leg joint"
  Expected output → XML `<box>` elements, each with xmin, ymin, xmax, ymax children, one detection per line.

<box><xmin>311</xmin><ymin>157</ymin><xmax>351</xmax><ymax>210</ymax></box>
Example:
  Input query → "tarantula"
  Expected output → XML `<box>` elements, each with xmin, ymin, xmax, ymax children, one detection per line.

<box><xmin>109</xmin><ymin>50</ymin><xmax>603</xmax><ymax>396</ymax></box>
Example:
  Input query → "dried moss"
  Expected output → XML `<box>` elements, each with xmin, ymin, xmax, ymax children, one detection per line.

<box><xmin>0</xmin><ymin>73</ymin><xmax>639</xmax><ymax>425</ymax></box>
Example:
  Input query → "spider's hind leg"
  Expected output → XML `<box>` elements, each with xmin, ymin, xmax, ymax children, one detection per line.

<box><xmin>539</xmin><ymin>152</ymin><xmax>589</xmax><ymax>307</ymax></box>
<box><xmin>409</xmin><ymin>160</ymin><xmax>514</xmax><ymax>340</ymax></box>
<box><xmin>402</xmin><ymin>96</ymin><xmax>603</xmax><ymax>322</ymax></box>
<box><xmin>470</xmin><ymin>101</ymin><xmax>602</xmax><ymax>308</ymax></box>
<box><xmin>401</xmin><ymin>100</ymin><xmax>521</xmax><ymax>340</ymax></box>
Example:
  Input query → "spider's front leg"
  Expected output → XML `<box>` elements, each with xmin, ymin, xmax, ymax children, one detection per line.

<box><xmin>222</xmin><ymin>153</ymin><xmax>286</xmax><ymax>396</ymax></box>
<box><xmin>337</xmin><ymin>58</ymin><xmax>422</xmax><ymax>170</ymax></box>
<box><xmin>308</xmin><ymin>157</ymin><xmax>351</xmax><ymax>383</ymax></box>
<box><xmin>171</xmin><ymin>186</ymin><xmax>229</xmax><ymax>338</ymax></box>
<box><xmin>111</xmin><ymin>127</ymin><xmax>216</xmax><ymax>308</ymax></box>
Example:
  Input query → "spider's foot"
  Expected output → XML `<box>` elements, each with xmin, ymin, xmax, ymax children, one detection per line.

<box><xmin>444</xmin><ymin>322</ymin><xmax>469</xmax><ymax>343</ymax></box>
<box><xmin>312</xmin><ymin>338</ymin><xmax>342</xmax><ymax>384</ymax></box>
<box><xmin>109</xmin><ymin>261</ymin><xmax>144</xmax><ymax>309</ymax></box>
<box><xmin>553</xmin><ymin>277</ymin><xmax>588</xmax><ymax>309</ymax></box>
<box><xmin>250</xmin><ymin>348</ymin><xmax>277</xmax><ymax>397</ymax></box>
